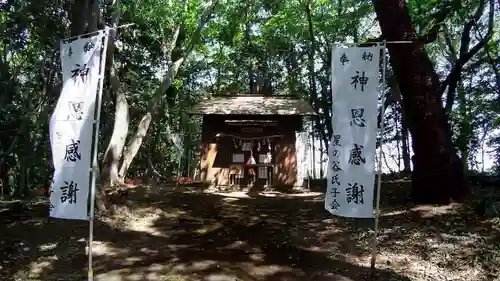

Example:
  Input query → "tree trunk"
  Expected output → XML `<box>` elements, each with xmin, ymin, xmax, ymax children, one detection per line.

<box><xmin>117</xmin><ymin>58</ymin><xmax>184</xmax><ymax>179</ymax></box>
<box><xmin>70</xmin><ymin>0</ymin><xmax>98</xmax><ymax>35</ymax></box>
<box><xmin>394</xmin><ymin>104</ymin><xmax>401</xmax><ymax>171</ymax></box>
<box><xmin>118</xmin><ymin>112</ymin><xmax>153</xmax><ymax>179</ymax></box>
<box><xmin>400</xmin><ymin>112</ymin><xmax>411</xmax><ymax>173</ymax></box>
<box><xmin>442</xmin><ymin>0</ymin><xmax>494</xmax><ymax>113</ymax></box>
<box><xmin>100</xmin><ymin>0</ymin><xmax>130</xmax><ymax>186</ymax></box>
<box><xmin>389</xmin><ymin>71</ymin><xmax>411</xmax><ymax>173</ymax></box>
<box><xmin>17</xmin><ymin>153</ymin><xmax>27</xmax><ymax>198</ymax></box>
<box><xmin>101</xmin><ymin>90</ymin><xmax>129</xmax><ymax>185</ymax></box>
<box><xmin>305</xmin><ymin>0</ymin><xmax>320</xmax><ymax>179</ymax></box>
<box><xmin>244</xmin><ymin>2</ymin><xmax>254</xmax><ymax>92</ymax></box>
<box><xmin>373</xmin><ymin>0</ymin><xmax>469</xmax><ymax>204</ymax></box>
<box><xmin>457</xmin><ymin>80</ymin><xmax>471</xmax><ymax>174</ymax></box>
<box><xmin>116</xmin><ymin>0</ymin><xmax>218</xmax><ymax>179</ymax></box>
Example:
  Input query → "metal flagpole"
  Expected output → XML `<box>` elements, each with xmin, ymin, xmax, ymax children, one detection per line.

<box><xmin>88</xmin><ymin>27</ymin><xmax>110</xmax><ymax>281</ymax></box>
<box><xmin>370</xmin><ymin>41</ymin><xmax>387</xmax><ymax>280</ymax></box>
<box><xmin>332</xmin><ymin>40</ymin><xmax>416</xmax><ymax>47</ymax></box>
<box><xmin>307</xmin><ymin>129</ymin><xmax>311</xmax><ymax>190</ymax></box>
<box><xmin>310</xmin><ymin>119</ymin><xmax>316</xmax><ymax>179</ymax></box>
<box><xmin>176</xmin><ymin>148</ymin><xmax>182</xmax><ymax>188</ymax></box>
<box><xmin>187</xmin><ymin>147</ymin><xmax>191</xmax><ymax>179</ymax></box>
<box><xmin>187</xmin><ymin>125</ymin><xmax>191</xmax><ymax>180</ymax></box>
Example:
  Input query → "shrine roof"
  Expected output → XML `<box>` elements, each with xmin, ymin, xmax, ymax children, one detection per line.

<box><xmin>190</xmin><ymin>95</ymin><xmax>316</xmax><ymax>116</ymax></box>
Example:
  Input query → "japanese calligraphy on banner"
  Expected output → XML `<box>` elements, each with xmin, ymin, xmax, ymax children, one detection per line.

<box><xmin>49</xmin><ymin>32</ymin><xmax>106</xmax><ymax>220</ymax></box>
<box><xmin>325</xmin><ymin>46</ymin><xmax>381</xmax><ymax>218</ymax></box>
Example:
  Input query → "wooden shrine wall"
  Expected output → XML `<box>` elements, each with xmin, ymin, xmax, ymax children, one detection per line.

<box><xmin>198</xmin><ymin>115</ymin><xmax>301</xmax><ymax>188</ymax></box>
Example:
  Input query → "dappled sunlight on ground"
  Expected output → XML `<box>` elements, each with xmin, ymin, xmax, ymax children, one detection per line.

<box><xmin>212</xmin><ymin>190</ymin><xmax>324</xmax><ymax>199</ymax></box>
<box><xmin>123</xmin><ymin>209</ymin><xmax>168</xmax><ymax>237</ymax></box>
<box><xmin>1</xmin><ymin>183</ymin><xmax>499</xmax><ymax>281</ymax></box>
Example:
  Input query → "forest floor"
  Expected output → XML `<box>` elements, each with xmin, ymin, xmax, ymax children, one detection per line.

<box><xmin>1</xmin><ymin>180</ymin><xmax>499</xmax><ymax>281</ymax></box>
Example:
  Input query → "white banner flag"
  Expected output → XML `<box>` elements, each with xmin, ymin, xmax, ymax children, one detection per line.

<box><xmin>49</xmin><ymin>32</ymin><xmax>106</xmax><ymax>220</ymax></box>
<box><xmin>325</xmin><ymin>46</ymin><xmax>381</xmax><ymax>218</ymax></box>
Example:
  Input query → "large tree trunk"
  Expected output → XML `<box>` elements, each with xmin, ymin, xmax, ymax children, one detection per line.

<box><xmin>101</xmin><ymin>0</ymin><xmax>130</xmax><ymax>186</ymax></box>
<box><xmin>373</xmin><ymin>0</ymin><xmax>469</xmax><ymax>204</ymax></box>
<box><xmin>117</xmin><ymin>58</ymin><xmax>184</xmax><ymax>179</ymax></box>
<box><xmin>70</xmin><ymin>0</ymin><xmax>99</xmax><ymax>35</ymax></box>
<box><xmin>117</xmin><ymin>1</ymin><xmax>218</xmax><ymax>179</ymax></box>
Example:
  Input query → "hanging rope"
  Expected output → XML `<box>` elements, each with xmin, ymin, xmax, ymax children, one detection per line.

<box><xmin>215</xmin><ymin>133</ymin><xmax>283</xmax><ymax>140</ymax></box>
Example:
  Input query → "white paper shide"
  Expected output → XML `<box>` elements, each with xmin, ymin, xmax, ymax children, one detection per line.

<box><xmin>325</xmin><ymin>46</ymin><xmax>380</xmax><ymax>218</ymax></box>
<box><xmin>49</xmin><ymin>32</ymin><xmax>105</xmax><ymax>220</ymax></box>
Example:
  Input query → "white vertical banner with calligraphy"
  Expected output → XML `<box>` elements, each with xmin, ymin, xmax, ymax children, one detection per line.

<box><xmin>325</xmin><ymin>46</ymin><xmax>381</xmax><ymax>218</ymax></box>
<box><xmin>49</xmin><ymin>32</ymin><xmax>106</xmax><ymax>220</ymax></box>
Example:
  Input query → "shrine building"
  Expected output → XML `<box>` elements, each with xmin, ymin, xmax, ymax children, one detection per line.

<box><xmin>189</xmin><ymin>93</ymin><xmax>315</xmax><ymax>190</ymax></box>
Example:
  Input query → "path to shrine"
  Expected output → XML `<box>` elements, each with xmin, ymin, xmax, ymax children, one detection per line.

<box><xmin>1</xmin><ymin>182</ymin><xmax>498</xmax><ymax>281</ymax></box>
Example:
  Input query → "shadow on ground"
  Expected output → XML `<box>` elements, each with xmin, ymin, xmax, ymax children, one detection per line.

<box><xmin>1</xmin><ymin>182</ymin><xmax>499</xmax><ymax>281</ymax></box>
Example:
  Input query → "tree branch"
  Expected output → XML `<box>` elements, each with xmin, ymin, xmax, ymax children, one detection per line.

<box><xmin>161</xmin><ymin>25</ymin><xmax>180</xmax><ymax>65</ymax></box>
<box><xmin>471</xmin><ymin>3</ymin><xmax>500</xmax><ymax>98</ymax></box>
<box><xmin>443</xmin><ymin>0</ymin><xmax>494</xmax><ymax>112</ymax></box>
<box><xmin>183</xmin><ymin>0</ymin><xmax>219</xmax><ymax>57</ymax></box>
<box><xmin>417</xmin><ymin>2</ymin><xmax>456</xmax><ymax>44</ymax></box>
<box><xmin>377</xmin><ymin>90</ymin><xmax>393</xmax><ymax>129</ymax></box>
<box><xmin>151</xmin><ymin>0</ymin><xmax>219</xmax><ymax>108</ymax></box>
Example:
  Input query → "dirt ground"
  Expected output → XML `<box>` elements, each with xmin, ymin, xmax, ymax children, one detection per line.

<box><xmin>1</xmin><ymin>181</ymin><xmax>499</xmax><ymax>281</ymax></box>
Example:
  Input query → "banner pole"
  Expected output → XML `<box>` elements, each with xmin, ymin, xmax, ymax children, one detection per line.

<box><xmin>63</xmin><ymin>23</ymin><xmax>135</xmax><ymax>41</ymax></box>
<box><xmin>307</xmin><ymin>127</ymin><xmax>311</xmax><ymax>190</ymax></box>
<box><xmin>370</xmin><ymin>41</ymin><xmax>387</xmax><ymax>281</ymax></box>
<box><xmin>176</xmin><ymin>149</ymin><xmax>182</xmax><ymax>188</ymax></box>
<box><xmin>187</xmin><ymin>126</ymin><xmax>191</xmax><ymax>180</ymax></box>
<box><xmin>88</xmin><ymin>27</ymin><xmax>110</xmax><ymax>281</ymax></box>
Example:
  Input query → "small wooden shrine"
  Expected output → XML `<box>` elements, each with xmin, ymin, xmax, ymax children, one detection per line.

<box><xmin>190</xmin><ymin>93</ymin><xmax>315</xmax><ymax>189</ymax></box>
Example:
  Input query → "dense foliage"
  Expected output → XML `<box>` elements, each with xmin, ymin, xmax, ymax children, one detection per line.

<box><xmin>0</xmin><ymin>0</ymin><xmax>498</xmax><ymax>202</ymax></box>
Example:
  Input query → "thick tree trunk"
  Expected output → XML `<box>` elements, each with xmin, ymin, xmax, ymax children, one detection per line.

<box><xmin>70</xmin><ymin>0</ymin><xmax>98</xmax><ymax>35</ymax></box>
<box><xmin>116</xmin><ymin>0</ymin><xmax>218</xmax><ymax>179</ymax></box>
<box><xmin>117</xmin><ymin>58</ymin><xmax>184</xmax><ymax>179</ymax></box>
<box><xmin>101</xmin><ymin>90</ymin><xmax>129</xmax><ymax>185</ymax></box>
<box><xmin>118</xmin><ymin>112</ymin><xmax>153</xmax><ymax>179</ymax></box>
<box><xmin>373</xmin><ymin>0</ymin><xmax>469</xmax><ymax>204</ymax></box>
<box><xmin>101</xmin><ymin>0</ymin><xmax>129</xmax><ymax>186</ymax></box>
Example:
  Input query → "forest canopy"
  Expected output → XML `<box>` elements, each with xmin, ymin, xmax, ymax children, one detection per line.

<box><xmin>0</xmin><ymin>0</ymin><xmax>498</xmax><ymax>204</ymax></box>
